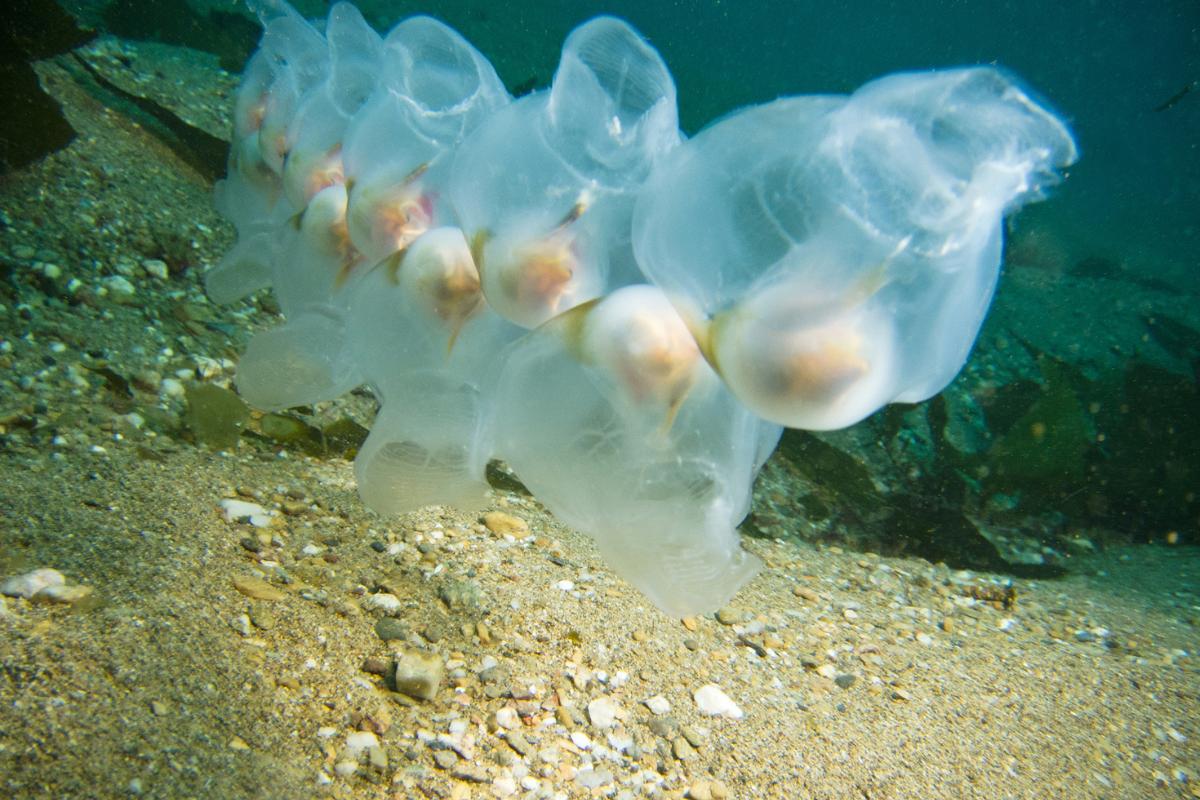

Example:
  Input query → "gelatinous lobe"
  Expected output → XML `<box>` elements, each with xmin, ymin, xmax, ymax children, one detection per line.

<box><xmin>495</xmin><ymin>285</ymin><xmax>781</xmax><ymax>616</ymax></box>
<box><xmin>634</xmin><ymin>69</ymin><xmax>1077</xmax><ymax>430</ymax></box>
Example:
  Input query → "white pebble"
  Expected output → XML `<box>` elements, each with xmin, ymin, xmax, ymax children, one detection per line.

<box><xmin>343</xmin><ymin>731</ymin><xmax>379</xmax><ymax>759</ymax></box>
<box><xmin>694</xmin><ymin>684</ymin><xmax>744</xmax><ymax>719</ymax></box>
<box><xmin>142</xmin><ymin>259</ymin><xmax>169</xmax><ymax>280</ymax></box>
<box><xmin>570</xmin><ymin>731</ymin><xmax>592</xmax><ymax>750</ymax></box>
<box><xmin>230</xmin><ymin>614</ymin><xmax>251</xmax><ymax>636</ymax></box>
<box><xmin>576</xmin><ymin>767</ymin><xmax>613</xmax><ymax>789</ymax></box>
<box><xmin>218</xmin><ymin>499</ymin><xmax>274</xmax><ymax>528</ymax></box>
<box><xmin>160</xmin><ymin>378</ymin><xmax>185</xmax><ymax>399</ymax></box>
<box><xmin>363</xmin><ymin>593</ymin><xmax>402</xmax><ymax>615</ymax></box>
<box><xmin>606</xmin><ymin>731</ymin><xmax>634</xmax><ymax>753</ymax></box>
<box><xmin>644</xmin><ymin>695</ymin><xmax>671</xmax><ymax>715</ymax></box>
<box><xmin>1</xmin><ymin>568</ymin><xmax>66</xmax><ymax>599</ymax></box>
<box><xmin>554</xmin><ymin>580</ymin><xmax>575</xmax><ymax>591</ymax></box>
<box><xmin>494</xmin><ymin>707</ymin><xmax>520</xmax><ymax>730</ymax></box>
<box><xmin>100</xmin><ymin>275</ymin><xmax>136</xmax><ymax>304</ymax></box>
<box><xmin>587</xmin><ymin>696</ymin><xmax>620</xmax><ymax>729</ymax></box>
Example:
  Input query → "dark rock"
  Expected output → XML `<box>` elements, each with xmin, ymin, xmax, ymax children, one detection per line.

<box><xmin>373</xmin><ymin>618</ymin><xmax>407</xmax><ymax>642</ymax></box>
<box><xmin>0</xmin><ymin>0</ymin><xmax>94</xmax><ymax>172</ymax></box>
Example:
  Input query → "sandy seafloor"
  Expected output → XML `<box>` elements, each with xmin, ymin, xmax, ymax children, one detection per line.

<box><xmin>1</xmin><ymin>38</ymin><xmax>1198</xmax><ymax>800</ymax></box>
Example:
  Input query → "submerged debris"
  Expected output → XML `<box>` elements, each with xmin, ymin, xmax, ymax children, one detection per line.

<box><xmin>184</xmin><ymin>382</ymin><xmax>248</xmax><ymax>449</ymax></box>
<box><xmin>958</xmin><ymin>581</ymin><xmax>1018</xmax><ymax>610</ymax></box>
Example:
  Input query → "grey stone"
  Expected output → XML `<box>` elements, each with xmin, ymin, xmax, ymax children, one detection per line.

<box><xmin>394</xmin><ymin>648</ymin><xmax>443</xmax><ymax>701</ymax></box>
<box><xmin>374</xmin><ymin>617</ymin><xmax>408</xmax><ymax>641</ymax></box>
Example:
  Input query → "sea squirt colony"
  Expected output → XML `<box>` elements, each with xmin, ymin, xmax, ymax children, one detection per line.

<box><xmin>208</xmin><ymin>0</ymin><xmax>1077</xmax><ymax>616</ymax></box>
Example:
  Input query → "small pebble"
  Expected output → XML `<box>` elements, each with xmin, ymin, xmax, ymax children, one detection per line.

<box><xmin>452</xmin><ymin>764</ymin><xmax>489</xmax><ymax>783</ymax></box>
<box><xmin>792</xmin><ymin>586</ymin><xmax>820</xmax><ymax>602</ymax></box>
<box><xmin>672</xmin><ymin>736</ymin><xmax>695</xmax><ymax>760</ymax></box>
<box><xmin>482</xmin><ymin>511</ymin><xmax>528</xmax><ymax>536</ymax></box>
<box><xmin>576</xmin><ymin>768</ymin><xmax>613</xmax><ymax>789</ymax></box>
<box><xmin>141</xmin><ymin>258</ymin><xmax>169</xmax><ymax>280</ymax></box>
<box><xmin>343</xmin><ymin>731</ymin><xmax>379</xmax><ymax>760</ymax></box>
<box><xmin>100</xmin><ymin>275</ymin><xmax>136</xmax><ymax>304</ymax></box>
<box><xmin>230</xmin><ymin>614</ymin><xmax>251</xmax><ymax>636</ymax></box>
<box><xmin>438</xmin><ymin>579</ymin><xmax>483</xmax><ymax>611</ymax></box>
<box><xmin>505</xmin><ymin>731</ymin><xmax>532</xmax><ymax>756</ymax></box>
<box><xmin>694</xmin><ymin>684</ymin><xmax>743</xmax><ymax>719</ymax></box>
<box><xmin>361</xmin><ymin>657</ymin><xmax>390</xmax><ymax>676</ymax></box>
<box><xmin>232</xmin><ymin>575</ymin><xmax>285</xmax><ymax>601</ymax></box>
<box><xmin>35</xmin><ymin>583</ymin><xmax>94</xmax><ymax>604</ymax></box>
<box><xmin>374</xmin><ymin>618</ymin><xmax>407</xmax><ymax>641</ymax></box>
<box><xmin>647</xmin><ymin>717</ymin><xmax>676</xmax><ymax>738</ymax></box>
<box><xmin>219</xmin><ymin>499</ymin><xmax>274</xmax><ymax>528</ymax></box>
<box><xmin>248</xmin><ymin>607</ymin><xmax>276</xmax><ymax>630</ymax></box>
<box><xmin>393</xmin><ymin>648</ymin><xmax>443</xmax><ymax>701</ymax></box>
<box><xmin>644</xmin><ymin>695</ymin><xmax>671</xmax><ymax>715</ymax></box>
<box><xmin>587</xmin><ymin>696</ymin><xmax>620</xmax><ymax>729</ymax></box>
<box><xmin>491</xmin><ymin>775</ymin><xmax>517</xmax><ymax>795</ymax></box>
<box><xmin>716</xmin><ymin>607</ymin><xmax>746</xmax><ymax>625</ymax></box>
<box><xmin>363</xmin><ymin>593</ymin><xmax>402</xmax><ymax>615</ymax></box>
<box><xmin>494</xmin><ymin>707</ymin><xmax>520</xmax><ymax>730</ymax></box>
<box><xmin>1</xmin><ymin>568</ymin><xmax>65</xmax><ymax>599</ymax></box>
<box><xmin>679</xmin><ymin>725</ymin><xmax>704</xmax><ymax>748</ymax></box>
